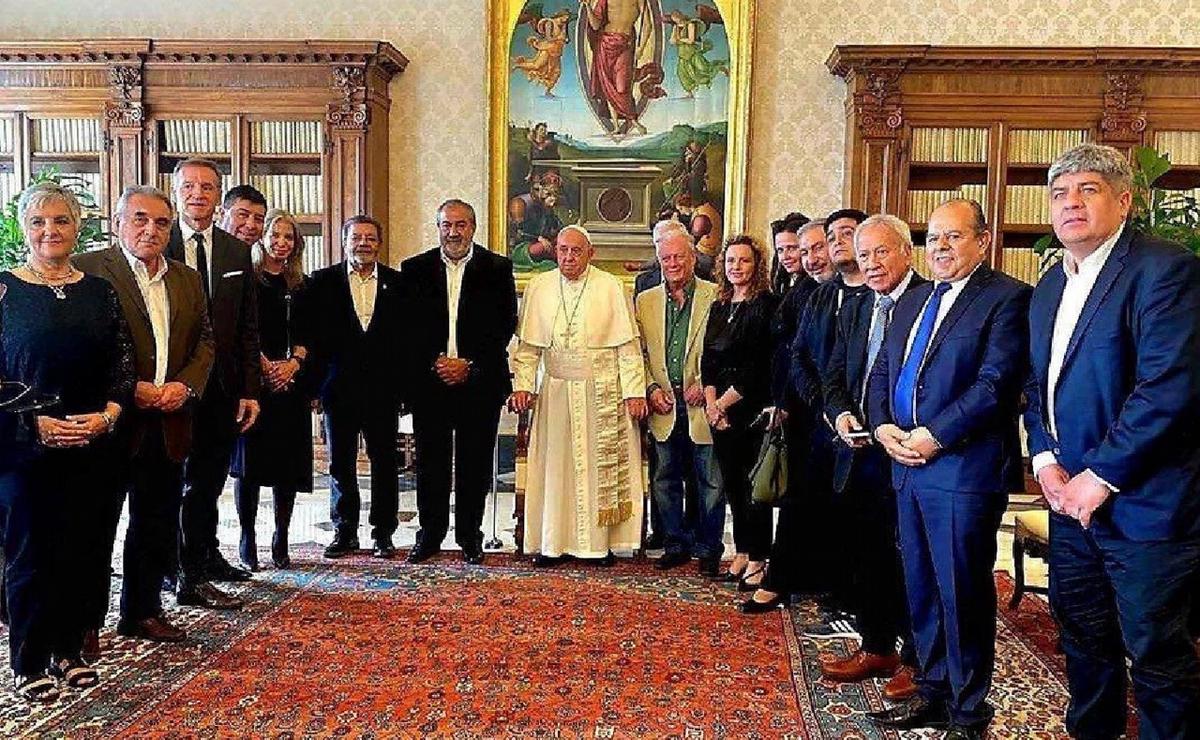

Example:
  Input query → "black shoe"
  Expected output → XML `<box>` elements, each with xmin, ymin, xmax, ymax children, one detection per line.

<box><xmin>644</xmin><ymin>532</ymin><xmax>665</xmax><ymax>550</ymax></box>
<box><xmin>405</xmin><ymin>544</ymin><xmax>437</xmax><ymax>564</ymax></box>
<box><xmin>593</xmin><ymin>551</ymin><xmax>616</xmax><ymax>567</ymax></box>
<box><xmin>373</xmin><ymin>538</ymin><xmax>396</xmax><ymax>559</ymax></box>
<box><xmin>697</xmin><ymin>557</ymin><xmax>720</xmax><ymax>577</ymax></box>
<box><xmin>532</xmin><ymin>554</ymin><xmax>561</xmax><ymax>568</ymax></box>
<box><xmin>738</xmin><ymin>592</ymin><xmax>787</xmax><ymax>614</ymax></box>
<box><xmin>463</xmin><ymin>547</ymin><xmax>485</xmax><ymax>565</ymax></box>
<box><xmin>945</xmin><ymin>725</ymin><xmax>986</xmax><ymax>740</ymax></box>
<box><xmin>323</xmin><ymin>535</ymin><xmax>360</xmax><ymax>559</ymax></box>
<box><xmin>207</xmin><ymin>552</ymin><xmax>253</xmax><ymax>582</ymax></box>
<box><xmin>176</xmin><ymin>581</ymin><xmax>244</xmax><ymax>610</ymax></box>
<box><xmin>867</xmin><ymin>696</ymin><xmax>950</xmax><ymax>730</ymax></box>
<box><xmin>655</xmin><ymin>551</ymin><xmax>691</xmax><ymax>570</ymax></box>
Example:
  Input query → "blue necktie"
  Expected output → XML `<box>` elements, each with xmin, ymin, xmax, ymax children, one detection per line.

<box><xmin>894</xmin><ymin>282</ymin><xmax>951</xmax><ymax>428</ymax></box>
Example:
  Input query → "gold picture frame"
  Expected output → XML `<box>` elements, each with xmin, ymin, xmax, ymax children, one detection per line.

<box><xmin>488</xmin><ymin>0</ymin><xmax>755</xmax><ymax>285</ymax></box>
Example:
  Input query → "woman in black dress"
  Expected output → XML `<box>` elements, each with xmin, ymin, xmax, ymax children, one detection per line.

<box><xmin>0</xmin><ymin>182</ymin><xmax>134</xmax><ymax>701</ymax></box>
<box><xmin>231</xmin><ymin>209</ymin><xmax>313</xmax><ymax>570</ymax></box>
<box><xmin>701</xmin><ymin>234</ymin><xmax>778</xmax><ymax>591</ymax></box>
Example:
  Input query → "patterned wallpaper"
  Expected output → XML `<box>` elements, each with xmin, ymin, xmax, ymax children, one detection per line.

<box><xmin>4</xmin><ymin>0</ymin><xmax>1199</xmax><ymax>261</ymax></box>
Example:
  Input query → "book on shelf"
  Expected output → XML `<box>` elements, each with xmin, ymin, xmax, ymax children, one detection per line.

<box><xmin>249</xmin><ymin>174</ymin><xmax>323</xmax><ymax>215</ymax></box>
<box><xmin>910</xmin><ymin>127</ymin><xmax>989</xmax><ymax>164</ymax></box>
<box><xmin>161</xmin><ymin>119</ymin><xmax>231</xmax><ymax>155</ymax></box>
<box><xmin>1154</xmin><ymin>131</ymin><xmax>1200</xmax><ymax>167</ymax></box>
<box><xmin>1003</xmin><ymin>184</ymin><xmax>1051</xmax><ymax>225</ymax></box>
<box><xmin>1000</xmin><ymin>248</ymin><xmax>1045</xmax><ymax>286</ymax></box>
<box><xmin>0</xmin><ymin>172</ymin><xmax>19</xmax><ymax>207</ymax></box>
<box><xmin>251</xmin><ymin>121</ymin><xmax>323</xmax><ymax>155</ymax></box>
<box><xmin>906</xmin><ymin>184</ymin><xmax>988</xmax><ymax>224</ymax></box>
<box><xmin>157</xmin><ymin>173</ymin><xmax>233</xmax><ymax>198</ymax></box>
<box><xmin>0</xmin><ymin>118</ymin><xmax>14</xmax><ymax>156</ymax></box>
<box><xmin>33</xmin><ymin>118</ymin><xmax>103</xmax><ymax>154</ymax></box>
<box><xmin>1007</xmin><ymin>129</ymin><xmax>1088</xmax><ymax>165</ymax></box>
<box><xmin>301</xmin><ymin>234</ymin><xmax>326</xmax><ymax>275</ymax></box>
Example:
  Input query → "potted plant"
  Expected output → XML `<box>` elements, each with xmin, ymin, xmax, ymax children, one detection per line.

<box><xmin>1034</xmin><ymin>145</ymin><xmax>1200</xmax><ymax>271</ymax></box>
<box><xmin>0</xmin><ymin>168</ymin><xmax>109</xmax><ymax>270</ymax></box>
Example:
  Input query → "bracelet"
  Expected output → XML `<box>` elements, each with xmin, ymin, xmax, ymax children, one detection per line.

<box><xmin>100</xmin><ymin>410</ymin><xmax>115</xmax><ymax>433</ymax></box>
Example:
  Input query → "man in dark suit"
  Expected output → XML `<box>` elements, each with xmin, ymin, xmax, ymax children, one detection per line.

<box><xmin>74</xmin><ymin>185</ymin><xmax>215</xmax><ymax>642</ymax></box>
<box><xmin>866</xmin><ymin>200</ymin><xmax>1030</xmax><ymax>739</ymax></box>
<box><xmin>821</xmin><ymin>214</ymin><xmax>923</xmax><ymax>696</ymax></box>
<box><xmin>401</xmin><ymin>200</ymin><xmax>518</xmax><ymax>565</ymax></box>
<box><xmin>1024</xmin><ymin>143</ymin><xmax>1200</xmax><ymax>740</ymax></box>
<box><xmin>308</xmin><ymin>215</ymin><xmax>406</xmax><ymax>559</ymax></box>
<box><xmin>166</xmin><ymin>160</ymin><xmax>261</xmax><ymax>610</ymax></box>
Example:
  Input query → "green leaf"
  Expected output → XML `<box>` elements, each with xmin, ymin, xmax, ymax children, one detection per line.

<box><xmin>1134</xmin><ymin>145</ymin><xmax>1172</xmax><ymax>186</ymax></box>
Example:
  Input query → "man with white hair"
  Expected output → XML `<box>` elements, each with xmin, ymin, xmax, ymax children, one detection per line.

<box><xmin>635</xmin><ymin>224</ymin><xmax>721</xmax><ymax>574</ymax></box>
<box><xmin>509</xmin><ymin>225</ymin><xmax>648</xmax><ymax>566</ymax></box>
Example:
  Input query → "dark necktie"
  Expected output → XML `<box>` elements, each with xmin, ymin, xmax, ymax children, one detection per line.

<box><xmin>893</xmin><ymin>282</ymin><xmax>952</xmax><ymax>427</ymax></box>
<box><xmin>194</xmin><ymin>232</ymin><xmax>210</xmax><ymax>300</ymax></box>
<box><xmin>862</xmin><ymin>294</ymin><xmax>893</xmax><ymax>405</ymax></box>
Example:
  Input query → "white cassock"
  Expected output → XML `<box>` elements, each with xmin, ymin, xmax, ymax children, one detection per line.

<box><xmin>513</xmin><ymin>265</ymin><xmax>645</xmax><ymax>557</ymax></box>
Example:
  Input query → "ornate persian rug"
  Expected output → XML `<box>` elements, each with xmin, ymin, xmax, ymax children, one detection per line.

<box><xmin>0</xmin><ymin>556</ymin><xmax>1077</xmax><ymax>738</ymax></box>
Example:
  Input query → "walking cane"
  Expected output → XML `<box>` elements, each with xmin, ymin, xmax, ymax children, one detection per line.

<box><xmin>484</xmin><ymin>439</ymin><xmax>502</xmax><ymax>550</ymax></box>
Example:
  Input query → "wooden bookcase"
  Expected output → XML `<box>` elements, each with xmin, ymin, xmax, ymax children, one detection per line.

<box><xmin>0</xmin><ymin>39</ymin><xmax>407</xmax><ymax>267</ymax></box>
<box><xmin>827</xmin><ymin>46</ymin><xmax>1200</xmax><ymax>284</ymax></box>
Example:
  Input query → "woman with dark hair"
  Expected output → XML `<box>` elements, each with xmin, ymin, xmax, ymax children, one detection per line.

<box><xmin>230</xmin><ymin>209</ymin><xmax>313</xmax><ymax>570</ymax></box>
<box><xmin>701</xmin><ymin>234</ymin><xmax>778</xmax><ymax>591</ymax></box>
<box><xmin>0</xmin><ymin>182</ymin><xmax>134</xmax><ymax>700</ymax></box>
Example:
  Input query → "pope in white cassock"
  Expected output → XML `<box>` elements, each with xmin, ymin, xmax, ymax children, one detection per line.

<box><xmin>508</xmin><ymin>225</ymin><xmax>649</xmax><ymax>565</ymax></box>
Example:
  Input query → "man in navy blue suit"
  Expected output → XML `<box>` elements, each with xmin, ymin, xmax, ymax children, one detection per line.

<box><xmin>1025</xmin><ymin>143</ymin><xmax>1200</xmax><ymax>740</ymax></box>
<box><xmin>866</xmin><ymin>200</ymin><xmax>1031</xmax><ymax>739</ymax></box>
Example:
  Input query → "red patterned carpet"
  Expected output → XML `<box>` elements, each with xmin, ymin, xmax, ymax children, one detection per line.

<box><xmin>0</xmin><ymin>553</ymin><xmax>1078</xmax><ymax>738</ymax></box>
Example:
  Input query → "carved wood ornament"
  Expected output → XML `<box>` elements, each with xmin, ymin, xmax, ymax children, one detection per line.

<box><xmin>1100</xmin><ymin>71</ymin><xmax>1147</xmax><ymax>144</ymax></box>
<box><xmin>327</xmin><ymin>65</ymin><xmax>369</xmax><ymax>130</ymax></box>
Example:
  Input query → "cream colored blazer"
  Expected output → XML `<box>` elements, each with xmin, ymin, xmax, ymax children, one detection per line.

<box><xmin>635</xmin><ymin>278</ymin><xmax>718</xmax><ymax>444</ymax></box>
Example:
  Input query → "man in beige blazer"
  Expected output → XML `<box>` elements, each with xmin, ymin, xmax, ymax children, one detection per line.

<box><xmin>635</xmin><ymin>222</ymin><xmax>723</xmax><ymax>575</ymax></box>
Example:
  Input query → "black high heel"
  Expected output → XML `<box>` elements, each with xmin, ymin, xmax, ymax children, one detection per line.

<box><xmin>737</xmin><ymin>566</ymin><xmax>766</xmax><ymax>592</ymax></box>
<box><xmin>738</xmin><ymin>592</ymin><xmax>787</xmax><ymax>614</ymax></box>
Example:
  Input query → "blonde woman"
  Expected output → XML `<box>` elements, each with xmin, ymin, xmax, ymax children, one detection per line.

<box><xmin>230</xmin><ymin>210</ymin><xmax>313</xmax><ymax>570</ymax></box>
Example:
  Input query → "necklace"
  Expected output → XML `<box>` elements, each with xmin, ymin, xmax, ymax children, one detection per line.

<box><xmin>726</xmin><ymin>299</ymin><xmax>745</xmax><ymax>324</ymax></box>
<box><xmin>557</xmin><ymin>269</ymin><xmax>591</xmax><ymax>343</ymax></box>
<box><xmin>25</xmin><ymin>262</ymin><xmax>78</xmax><ymax>300</ymax></box>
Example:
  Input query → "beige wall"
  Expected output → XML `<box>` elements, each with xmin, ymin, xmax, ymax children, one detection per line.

<box><xmin>4</xmin><ymin>0</ymin><xmax>1198</xmax><ymax>263</ymax></box>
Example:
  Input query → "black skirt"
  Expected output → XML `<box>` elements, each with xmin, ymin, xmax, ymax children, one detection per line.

<box><xmin>230</xmin><ymin>387</ymin><xmax>314</xmax><ymax>491</ymax></box>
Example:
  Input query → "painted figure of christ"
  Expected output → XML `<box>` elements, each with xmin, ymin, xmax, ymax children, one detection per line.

<box><xmin>580</xmin><ymin>0</ymin><xmax>648</xmax><ymax>134</ymax></box>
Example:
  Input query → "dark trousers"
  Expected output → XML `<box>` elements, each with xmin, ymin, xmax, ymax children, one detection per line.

<box><xmin>82</xmin><ymin>450</ymin><xmax>127</xmax><ymax>631</ymax></box>
<box><xmin>651</xmin><ymin>397</ymin><xmax>725</xmax><ymax>559</ymax></box>
<box><xmin>1050</xmin><ymin>515</ymin><xmax>1200</xmax><ymax>740</ymax></box>
<box><xmin>712</xmin><ymin>422</ymin><xmax>772</xmax><ymax>561</ymax></box>
<box><xmin>0</xmin><ymin>449</ymin><xmax>98</xmax><ymax>675</ymax></box>
<box><xmin>762</xmin><ymin>417</ymin><xmax>838</xmax><ymax>595</ymax></box>
<box><xmin>234</xmin><ymin>481</ymin><xmax>297</xmax><ymax>558</ymax></box>
<box><xmin>410</xmin><ymin>398</ymin><xmax>502</xmax><ymax>551</ymax></box>
<box><xmin>325</xmin><ymin>401</ymin><xmax>399</xmax><ymax>541</ymax></box>
<box><xmin>179</xmin><ymin>391</ymin><xmax>239</xmax><ymax>581</ymax></box>
<box><xmin>897</xmin><ymin>482</ymin><xmax>1005</xmax><ymax>727</ymax></box>
<box><xmin>844</xmin><ymin>471</ymin><xmax>912</xmax><ymax>658</ymax></box>
<box><xmin>121</xmin><ymin>428</ymin><xmax>184</xmax><ymax>621</ymax></box>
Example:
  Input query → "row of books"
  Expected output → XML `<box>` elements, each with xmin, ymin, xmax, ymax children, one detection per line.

<box><xmin>910</xmin><ymin>127</ymin><xmax>989</xmax><ymax>164</ymax></box>
<box><xmin>33</xmin><ymin>118</ymin><xmax>103</xmax><ymax>154</ymax></box>
<box><xmin>248</xmin><ymin>175</ymin><xmax>323</xmax><ymax>215</ymax></box>
<box><xmin>1158</xmin><ymin>186</ymin><xmax>1200</xmax><ymax>202</ymax></box>
<box><xmin>912</xmin><ymin>245</ymin><xmax>1047</xmax><ymax>287</ymax></box>
<box><xmin>251</xmin><ymin>121</ymin><xmax>322</xmax><ymax>155</ymax></box>
<box><xmin>1004</xmin><ymin>185</ymin><xmax>1051</xmax><ymax>224</ymax></box>
<box><xmin>161</xmin><ymin>119</ymin><xmax>231</xmax><ymax>155</ymax></box>
<box><xmin>0</xmin><ymin>118</ymin><xmax>13</xmax><ymax>156</ymax></box>
<box><xmin>301</xmin><ymin>234</ymin><xmax>327</xmax><ymax>275</ymax></box>
<box><xmin>907</xmin><ymin>184</ymin><xmax>988</xmax><ymax>223</ymax></box>
<box><xmin>1154</xmin><ymin>131</ymin><xmax>1200</xmax><ymax>167</ymax></box>
<box><xmin>1007</xmin><ymin>129</ymin><xmax>1088</xmax><ymax>165</ymax></box>
<box><xmin>0</xmin><ymin>172</ymin><xmax>19</xmax><ymax>206</ymax></box>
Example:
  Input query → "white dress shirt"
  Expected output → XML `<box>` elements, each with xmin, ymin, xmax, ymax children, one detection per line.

<box><xmin>122</xmin><ymin>247</ymin><xmax>171</xmax><ymax>385</ymax></box>
<box><xmin>179</xmin><ymin>220</ymin><xmax>215</xmax><ymax>293</ymax></box>
<box><xmin>442</xmin><ymin>244</ymin><xmax>474</xmax><ymax>358</ymax></box>
<box><xmin>347</xmin><ymin>261</ymin><xmax>379</xmax><ymax>331</ymax></box>
<box><xmin>1030</xmin><ymin>225</ymin><xmax>1124</xmax><ymax>490</ymax></box>
<box><xmin>902</xmin><ymin>264</ymin><xmax>981</xmax><ymax>360</ymax></box>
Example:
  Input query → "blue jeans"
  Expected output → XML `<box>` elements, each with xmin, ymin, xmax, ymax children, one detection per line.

<box><xmin>652</xmin><ymin>398</ymin><xmax>724</xmax><ymax>559</ymax></box>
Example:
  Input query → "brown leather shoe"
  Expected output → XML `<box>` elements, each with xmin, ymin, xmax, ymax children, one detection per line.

<box><xmin>116</xmin><ymin>615</ymin><xmax>187</xmax><ymax>643</ymax></box>
<box><xmin>176</xmin><ymin>581</ymin><xmax>244</xmax><ymax>611</ymax></box>
<box><xmin>81</xmin><ymin>629</ymin><xmax>101</xmax><ymax>664</ymax></box>
<box><xmin>884</xmin><ymin>665</ymin><xmax>919</xmax><ymax>701</ymax></box>
<box><xmin>820</xmin><ymin>649</ymin><xmax>901</xmax><ymax>682</ymax></box>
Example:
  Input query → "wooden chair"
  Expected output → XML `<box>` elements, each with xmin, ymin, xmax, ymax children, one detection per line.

<box><xmin>1010</xmin><ymin>509</ymin><xmax>1050</xmax><ymax>609</ymax></box>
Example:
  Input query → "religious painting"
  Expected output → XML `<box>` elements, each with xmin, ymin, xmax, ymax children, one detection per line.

<box><xmin>489</xmin><ymin>0</ymin><xmax>754</xmax><ymax>278</ymax></box>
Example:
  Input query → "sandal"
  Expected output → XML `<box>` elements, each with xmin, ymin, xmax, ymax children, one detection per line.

<box><xmin>14</xmin><ymin>673</ymin><xmax>59</xmax><ymax>703</ymax></box>
<box><xmin>737</xmin><ymin>566</ymin><xmax>767</xmax><ymax>592</ymax></box>
<box><xmin>50</xmin><ymin>657</ymin><xmax>99</xmax><ymax>689</ymax></box>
